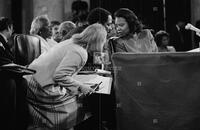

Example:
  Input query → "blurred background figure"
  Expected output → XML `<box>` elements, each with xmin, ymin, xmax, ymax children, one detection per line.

<box><xmin>30</xmin><ymin>15</ymin><xmax>57</xmax><ymax>53</ymax></box>
<box><xmin>155</xmin><ymin>30</ymin><xmax>176</xmax><ymax>52</ymax></box>
<box><xmin>71</xmin><ymin>0</ymin><xmax>89</xmax><ymax>27</ymax></box>
<box><xmin>0</xmin><ymin>17</ymin><xmax>14</xmax><ymax>65</ymax></box>
<box><xmin>50</xmin><ymin>20</ymin><xmax>60</xmax><ymax>42</ymax></box>
<box><xmin>58</xmin><ymin>21</ymin><xmax>76</xmax><ymax>42</ymax></box>
<box><xmin>112</xmin><ymin>8</ymin><xmax>158</xmax><ymax>53</ymax></box>
<box><xmin>169</xmin><ymin>19</ymin><xmax>186</xmax><ymax>51</ymax></box>
<box><xmin>0</xmin><ymin>17</ymin><xmax>29</xmax><ymax>130</ymax></box>
<box><xmin>30</xmin><ymin>15</ymin><xmax>51</xmax><ymax>40</ymax></box>
<box><xmin>194</xmin><ymin>19</ymin><xmax>200</xmax><ymax>48</ymax></box>
<box><xmin>0</xmin><ymin>17</ymin><xmax>16</xmax><ymax>130</ymax></box>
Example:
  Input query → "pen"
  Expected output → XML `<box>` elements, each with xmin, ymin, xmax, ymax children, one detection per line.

<box><xmin>94</xmin><ymin>81</ymin><xmax>102</xmax><ymax>91</ymax></box>
<box><xmin>88</xmin><ymin>81</ymin><xmax>103</xmax><ymax>95</ymax></box>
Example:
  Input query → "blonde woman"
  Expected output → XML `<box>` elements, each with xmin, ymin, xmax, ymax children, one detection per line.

<box><xmin>57</xmin><ymin>21</ymin><xmax>76</xmax><ymax>42</ymax></box>
<box><xmin>25</xmin><ymin>23</ymin><xmax>107</xmax><ymax>130</ymax></box>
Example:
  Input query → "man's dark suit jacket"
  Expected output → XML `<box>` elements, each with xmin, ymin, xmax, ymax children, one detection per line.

<box><xmin>0</xmin><ymin>34</ymin><xmax>14</xmax><ymax>65</ymax></box>
<box><xmin>0</xmin><ymin>34</ymin><xmax>28</xmax><ymax>130</ymax></box>
<box><xmin>170</xmin><ymin>26</ymin><xmax>185</xmax><ymax>51</ymax></box>
<box><xmin>0</xmin><ymin>34</ymin><xmax>16</xmax><ymax>130</ymax></box>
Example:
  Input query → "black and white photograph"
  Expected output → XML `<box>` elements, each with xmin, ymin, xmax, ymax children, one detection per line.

<box><xmin>0</xmin><ymin>0</ymin><xmax>200</xmax><ymax>130</ymax></box>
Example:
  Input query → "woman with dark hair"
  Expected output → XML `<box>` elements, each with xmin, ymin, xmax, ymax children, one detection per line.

<box><xmin>155</xmin><ymin>30</ymin><xmax>176</xmax><ymax>52</ymax></box>
<box><xmin>111</xmin><ymin>8</ymin><xmax>158</xmax><ymax>53</ymax></box>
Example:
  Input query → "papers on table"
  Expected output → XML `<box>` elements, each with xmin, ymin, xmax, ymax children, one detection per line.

<box><xmin>188</xmin><ymin>48</ymin><xmax>200</xmax><ymax>52</ymax></box>
<box><xmin>74</xmin><ymin>74</ymin><xmax>112</xmax><ymax>94</ymax></box>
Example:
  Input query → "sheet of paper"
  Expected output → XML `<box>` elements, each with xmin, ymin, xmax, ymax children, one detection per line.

<box><xmin>187</xmin><ymin>48</ymin><xmax>200</xmax><ymax>52</ymax></box>
<box><xmin>74</xmin><ymin>74</ymin><xmax>112</xmax><ymax>94</ymax></box>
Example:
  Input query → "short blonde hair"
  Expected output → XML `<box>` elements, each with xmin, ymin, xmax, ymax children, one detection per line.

<box><xmin>59</xmin><ymin>21</ymin><xmax>76</xmax><ymax>37</ymax></box>
<box><xmin>72</xmin><ymin>23</ymin><xmax>107</xmax><ymax>52</ymax></box>
<box><xmin>30</xmin><ymin>15</ymin><xmax>50</xmax><ymax>35</ymax></box>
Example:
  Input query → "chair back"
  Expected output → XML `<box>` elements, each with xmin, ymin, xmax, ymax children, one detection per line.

<box><xmin>112</xmin><ymin>52</ymin><xmax>200</xmax><ymax>130</ymax></box>
<box><xmin>14</xmin><ymin>34</ymin><xmax>41</xmax><ymax>65</ymax></box>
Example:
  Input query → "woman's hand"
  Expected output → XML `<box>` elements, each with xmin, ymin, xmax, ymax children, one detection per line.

<box><xmin>79</xmin><ymin>84</ymin><xmax>95</xmax><ymax>95</ymax></box>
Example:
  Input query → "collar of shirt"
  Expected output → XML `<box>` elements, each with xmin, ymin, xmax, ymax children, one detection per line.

<box><xmin>0</xmin><ymin>33</ymin><xmax>8</xmax><ymax>43</ymax></box>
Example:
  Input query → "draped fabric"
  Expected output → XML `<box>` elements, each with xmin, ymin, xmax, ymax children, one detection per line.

<box><xmin>112</xmin><ymin>52</ymin><xmax>200</xmax><ymax>130</ymax></box>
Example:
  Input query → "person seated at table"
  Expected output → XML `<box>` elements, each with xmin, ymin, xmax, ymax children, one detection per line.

<box><xmin>0</xmin><ymin>17</ymin><xmax>16</xmax><ymax>130</ymax></box>
<box><xmin>57</xmin><ymin>21</ymin><xmax>76</xmax><ymax>42</ymax></box>
<box><xmin>110</xmin><ymin>8</ymin><xmax>158</xmax><ymax>53</ymax></box>
<box><xmin>0</xmin><ymin>17</ymin><xmax>14</xmax><ymax>65</ymax></box>
<box><xmin>155</xmin><ymin>30</ymin><xmax>176</xmax><ymax>52</ymax></box>
<box><xmin>25</xmin><ymin>23</ymin><xmax>107</xmax><ymax>130</ymax></box>
<box><xmin>50</xmin><ymin>20</ymin><xmax>60</xmax><ymax>42</ymax></box>
<box><xmin>0</xmin><ymin>17</ymin><xmax>30</xmax><ymax>130</ymax></box>
<box><xmin>30</xmin><ymin>15</ymin><xmax>57</xmax><ymax>53</ymax></box>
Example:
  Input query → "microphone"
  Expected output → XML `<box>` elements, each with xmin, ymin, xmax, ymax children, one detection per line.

<box><xmin>185</xmin><ymin>23</ymin><xmax>200</xmax><ymax>33</ymax></box>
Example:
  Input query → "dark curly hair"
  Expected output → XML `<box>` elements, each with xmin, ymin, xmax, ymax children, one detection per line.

<box><xmin>154</xmin><ymin>30</ymin><xmax>170</xmax><ymax>47</ymax></box>
<box><xmin>87</xmin><ymin>7</ymin><xmax>111</xmax><ymax>25</ymax></box>
<box><xmin>0</xmin><ymin>17</ymin><xmax>13</xmax><ymax>32</ymax></box>
<box><xmin>114</xmin><ymin>8</ymin><xmax>142</xmax><ymax>34</ymax></box>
